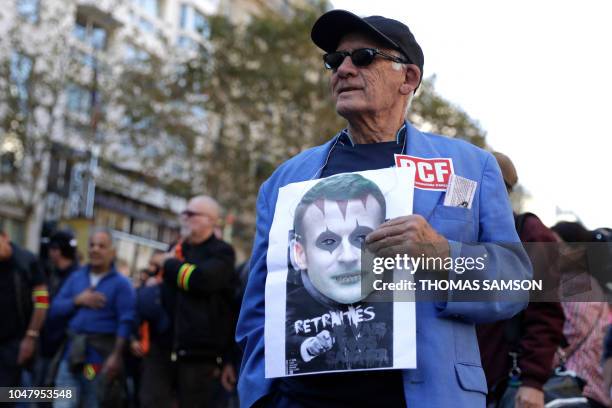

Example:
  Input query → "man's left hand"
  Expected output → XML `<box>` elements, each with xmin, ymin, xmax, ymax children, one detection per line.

<box><xmin>220</xmin><ymin>364</ymin><xmax>237</xmax><ymax>392</ymax></box>
<box><xmin>515</xmin><ymin>386</ymin><xmax>544</xmax><ymax>408</ymax></box>
<box><xmin>17</xmin><ymin>336</ymin><xmax>36</xmax><ymax>366</ymax></box>
<box><xmin>366</xmin><ymin>215</ymin><xmax>450</xmax><ymax>261</ymax></box>
<box><xmin>102</xmin><ymin>351</ymin><xmax>122</xmax><ymax>381</ymax></box>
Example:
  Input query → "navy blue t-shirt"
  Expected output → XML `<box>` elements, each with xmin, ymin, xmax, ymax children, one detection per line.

<box><xmin>321</xmin><ymin>139</ymin><xmax>403</xmax><ymax>177</ymax></box>
<box><xmin>276</xmin><ymin>138</ymin><xmax>407</xmax><ymax>407</ymax></box>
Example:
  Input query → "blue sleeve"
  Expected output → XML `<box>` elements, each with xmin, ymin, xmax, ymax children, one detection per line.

<box><xmin>114</xmin><ymin>279</ymin><xmax>136</xmax><ymax>339</ymax></box>
<box><xmin>49</xmin><ymin>272</ymin><xmax>78</xmax><ymax>320</ymax></box>
<box><xmin>436</xmin><ymin>153</ymin><xmax>532</xmax><ymax>323</ymax></box>
<box><xmin>236</xmin><ymin>182</ymin><xmax>274</xmax><ymax>407</ymax></box>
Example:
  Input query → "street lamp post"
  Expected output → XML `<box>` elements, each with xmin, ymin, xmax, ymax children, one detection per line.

<box><xmin>85</xmin><ymin>49</ymin><xmax>100</xmax><ymax>219</ymax></box>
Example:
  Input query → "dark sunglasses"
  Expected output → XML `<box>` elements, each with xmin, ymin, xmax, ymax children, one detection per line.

<box><xmin>323</xmin><ymin>48</ymin><xmax>409</xmax><ymax>71</ymax></box>
<box><xmin>180</xmin><ymin>210</ymin><xmax>207</xmax><ymax>218</ymax></box>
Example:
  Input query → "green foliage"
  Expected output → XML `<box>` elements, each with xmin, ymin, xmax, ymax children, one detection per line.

<box><xmin>109</xmin><ymin>49</ymin><xmax>203</xmax><ymax>193</ymax></box>
<box><xmin>174</xmin><ymin>3</ymin><xmax>488</xmax><ymax>250</ymax></box>
<box><xmin>182</xmin><ymin>3</ymin><xmax>344</xmax><ymax>248</ymax></box>
<box><xmin>410</xmin><ymin>76</ymin><xmax>486</xmax><ymax>147</ymax></box>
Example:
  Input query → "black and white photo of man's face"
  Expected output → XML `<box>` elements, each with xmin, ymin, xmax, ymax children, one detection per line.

<box><xmin>294</xmin><ymin>194</ymin><xmax>384</xmax><ymax>304</ymax></box>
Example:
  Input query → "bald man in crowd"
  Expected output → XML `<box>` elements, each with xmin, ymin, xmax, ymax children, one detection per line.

<box><xmin>138</xmin><ymin>195</ymin><xmax>236</xmax><ymax>408</ymax></box>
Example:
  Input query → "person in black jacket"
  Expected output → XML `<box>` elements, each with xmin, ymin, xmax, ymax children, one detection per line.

<box><xmin>0</xmin><ymin>228</ymin><xmax>48</xmax><ymax>390</ymax></box>
<box><xmin>138</xmin><ymin>196</ymin><xmax>236</xmax><ymax>408</ymax></box>
<box><xmin>36</xmin><ymin>230</ymin><xmax>80</xmax><ymax>388</ymax></box>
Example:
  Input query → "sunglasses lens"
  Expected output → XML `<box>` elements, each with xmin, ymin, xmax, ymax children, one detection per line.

<box><xmin>323</xmin><ymin>52</ymin><xmax>345</xmax><ymax>70</ymax></box>
<box><xmin>352</xmin><ymin>49</ymin><xmax>376</xmax><ymax>66</ymax></box>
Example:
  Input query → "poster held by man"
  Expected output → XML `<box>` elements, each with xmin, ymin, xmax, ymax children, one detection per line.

<box><xmin>264</xmin><ymin>167</ymin><xmax>416</xmax><ymax>378</ymax></box>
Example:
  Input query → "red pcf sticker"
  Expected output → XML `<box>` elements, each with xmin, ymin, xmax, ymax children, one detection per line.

<box><xmin>395</xmin><ymin>154</ymin><xmax>454</xmax><ymax>191</ymax></box>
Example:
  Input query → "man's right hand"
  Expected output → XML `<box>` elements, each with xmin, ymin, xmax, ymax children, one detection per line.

<box><xmin>74</xmin><ymin>288</ymin><xmax>106</xmax><ymax>309</ymax></box>
<box><xmin>130</xmin><ymin>340</ymin><xmax>144</xmax><ymax>357</ymax></box>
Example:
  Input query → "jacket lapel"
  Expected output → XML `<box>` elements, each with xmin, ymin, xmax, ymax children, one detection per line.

<box><xmin>403</xmin><ymin>124</ymin><xmax>446</xmax><ymax>219</ymax></box>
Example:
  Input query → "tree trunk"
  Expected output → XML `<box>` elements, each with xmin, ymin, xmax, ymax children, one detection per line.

<box><xmin>23</xmin><ymin>150</ymin><xmax>51</xmax><ymax>252</ymax></box>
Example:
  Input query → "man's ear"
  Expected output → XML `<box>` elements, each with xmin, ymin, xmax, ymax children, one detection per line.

<box><xmin>399</xmin><ymin>64</ymin><xmax>421</xmax><ymax>95</ymax></box>
<box><xmin>292</xmin><ymin>240</ymin><xmax>308</xmax><ymax>271</ymax></box>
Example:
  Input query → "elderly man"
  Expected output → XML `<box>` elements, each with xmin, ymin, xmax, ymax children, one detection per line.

<box><xmin>137</xmin><ymin>195</ymin><xmax>236</xmax><ymax>408</ymax></box>
<box><xmin>237</xmin><ymin>9</ymin><xmax>532</xmax><ymax>408</ymax></box>
<box><xmin>50</xmin><ymin>228</ymin><xmax>135</xmax><ymax>408</ymax></box>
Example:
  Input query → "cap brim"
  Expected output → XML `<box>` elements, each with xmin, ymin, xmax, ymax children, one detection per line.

<box><xmin>311</xmin><ymin>9</ymin><xmax>400</xmax><ymax>53</ymax></box>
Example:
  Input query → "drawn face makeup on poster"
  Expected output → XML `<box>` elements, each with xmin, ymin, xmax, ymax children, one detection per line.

<box><xmin>292</xmin><ymin>194</ymin><xmax>385</xmax><ymax>304</ymax></box>
<box><xmin>290</xmin><ymin>173</ymin><xmax>387</xmax><ymax>304</ymax></box>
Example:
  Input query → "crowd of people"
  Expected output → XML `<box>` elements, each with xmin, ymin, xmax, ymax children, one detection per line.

<box><xmin>2</xmin><ymin>7</ymin><xmax>612</xmax><ymax>408</ymax></box>
<box><xmin>2</xmin><ymin>188</ymin><xmax>611</xmax><ymax>407</ymax></box>
<box><xmin>1</xmin><ymin>195</ymin><xmax>242</xmax><ymax>408</ymax></box>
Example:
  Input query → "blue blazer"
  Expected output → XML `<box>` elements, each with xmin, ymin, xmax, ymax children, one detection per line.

<box><xmin>236</xmin><ymin>122</ymin><xmax>532</xmax><ymax>407</ymax></box>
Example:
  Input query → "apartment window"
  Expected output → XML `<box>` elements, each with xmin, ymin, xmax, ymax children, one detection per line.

<box><xmin>133</xmin><ymin>0</ymin><xmax>160</xmax><ymax>17</ymax></box>
<box><xmin>132</xmin><ymin>219</ymin><xmax>158</xmax><ymax>240</ymax></box>
<box><xmin>73</xmin><ymin>13</ymin><xmax>108</xmax><ymax>50</ymax></box>
<box><xmin>66</xmin><ymin>83</ymin><xmax>92</xmax><ymax>116</ymax></box>
<box><xmin>193</xmin><ymin>10</ymin><xmax>209</xmax><ymax>38</ymax></box>
<box><xmin>17</xmin><ymin>0</ymin><xmax>39</xmax><ymax>23</ymax></box>
<box><xmin>47</xmin><ymin>156</ymin><xmax>72</xmax><ymax>196</ymax></box>
<box><xmin>136</xmin><ymin>16</ymin><xmax>156</xmax><ymax>34</ymax></box>
<box><xmin>72</xmin><ymin>48</ymin><xmax>98</xmax><ymax>68</ymax></box>
<box><xmin>1</xmin><ymin>152</ymin><xmax>17</xmax><ymax>176</ymax></box>
<box><xmin>125</xmin><ymin>44</ymin><xmax>150</xmax><ymax>64</ymax></box>
<box><xmin>178</xmin><ymin>5</ymin><xmax>209</xmax><ymax>40</ymax></box>
<box><xmin>179</xmin><ymin>4</ymin><xmax>188</xmax><ymax>29</ymax></box>
<box><xmin>10</xmin><ymin>53</ymin><xmax>32</xmax><ymax>113</ymax></box>
<box><xmin>129</xmin><ymin>11</ymin><xmax>160</xmax><ymax>38</ymax></box>
<box><xmin>177</xmin><ymin>35</ymin><xmax>198</xmax><ymax>50</ymax></box>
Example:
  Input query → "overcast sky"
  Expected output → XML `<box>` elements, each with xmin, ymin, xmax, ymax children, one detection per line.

<box><xmin>331</xmin><ymin>0</ymin><xmax>612</xmax><ymax>230</ymax></box>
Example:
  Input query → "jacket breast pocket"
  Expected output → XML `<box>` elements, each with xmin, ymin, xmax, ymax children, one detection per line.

<box><xmin>455</xmin><ymin>362</ymin><xmax>488</xmax><ymax>395</ymax></box>
<box><xmin>429</xmin><ymin>205</ymin><xmax>475</xmax><ymax>242</ymax></box>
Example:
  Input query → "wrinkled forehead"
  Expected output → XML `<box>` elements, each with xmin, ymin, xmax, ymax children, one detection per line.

<box><xmin>90</xmin><ymin>232</ymin><xmax>112</xmax><ymax>247</ymax></box>
<box><xmin>336</xmin><ymin>31</ymin><xmax>395</xmax><ymax>53</ymax></box>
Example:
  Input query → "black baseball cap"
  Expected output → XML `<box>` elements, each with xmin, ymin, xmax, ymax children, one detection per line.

<box><xmin>49</xmin><ymin>229</ymin><xmax>78</xmax><ymax>259</ymax></box>
<box><xmin>311</xmin><ymin>10</ymin><xmax>424</xmax><ymax>83</ymax></box>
